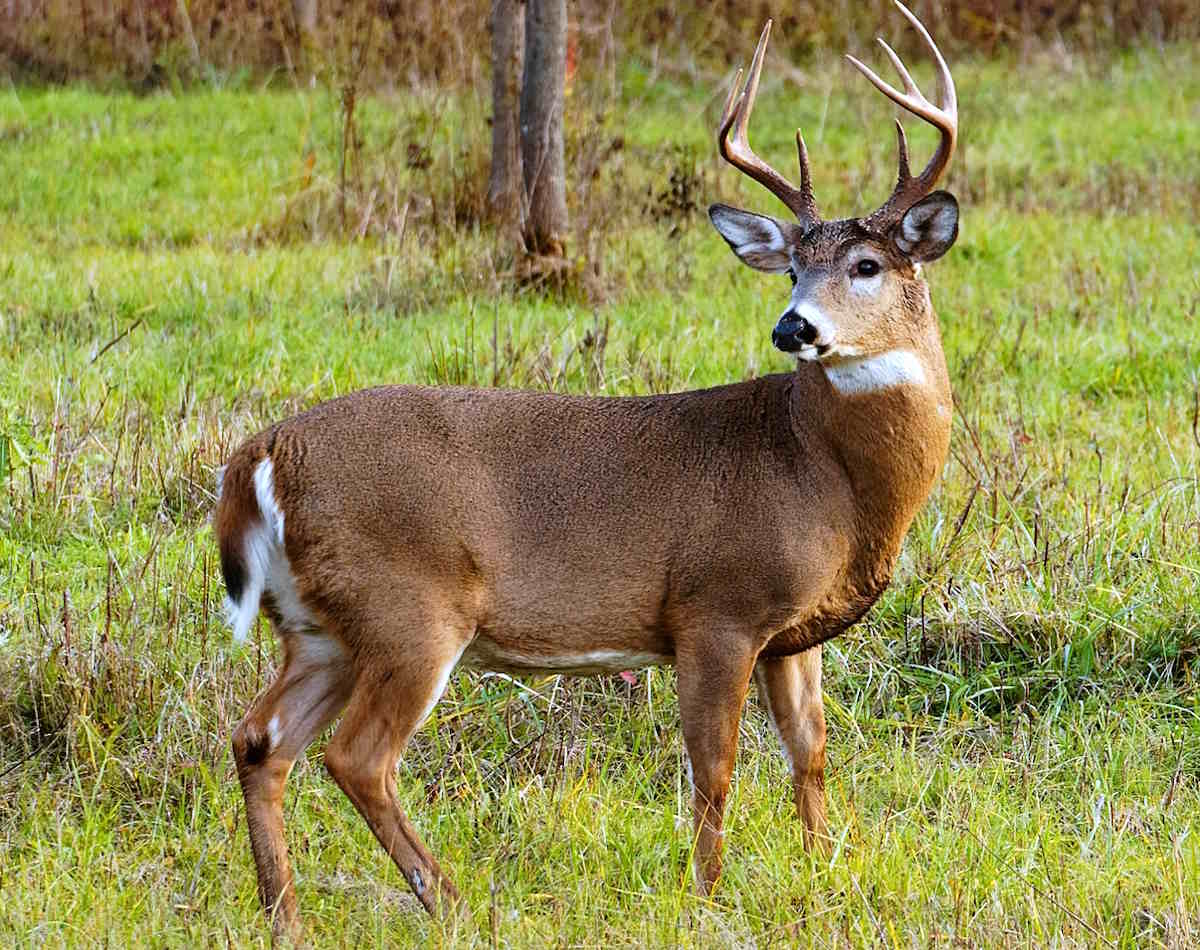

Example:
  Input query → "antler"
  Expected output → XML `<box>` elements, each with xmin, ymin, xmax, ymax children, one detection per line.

<box><xmin>717</xmin><ymin>19</ymin><xmax>820</xmax><ymax>228</ymax></box>
<box><xmin>847</xmin><ymin>1</ymin><xmax>958</xmax><ymax>231</ymax></box>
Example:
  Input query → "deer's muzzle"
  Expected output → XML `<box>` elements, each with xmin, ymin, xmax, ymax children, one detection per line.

<box><xmin>772</xmin><ymin>313</ymin><xmax>819</xmax><ymax>353</ymax></box>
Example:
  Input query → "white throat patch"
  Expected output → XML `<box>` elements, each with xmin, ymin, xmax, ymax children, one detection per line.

<box><xmin>824</xmin><ymin>350</ymin><xmax>927</xmax><ymax>396</ymax></box>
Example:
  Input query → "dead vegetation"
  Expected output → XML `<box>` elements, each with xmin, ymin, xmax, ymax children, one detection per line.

<box><xmin>3</xmin><ymin>1</ymin><xmax>1198</xmax><ymax>87</ymax></box>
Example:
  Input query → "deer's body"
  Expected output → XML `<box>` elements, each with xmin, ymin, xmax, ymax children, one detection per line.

<box><xmin>220</xmin><ymin>351</ymin><xmax>949</xmax><ymax>673</ymax></box>
<box><xmin>217</xmin><ymin>3</ymin><xmax>962</xmax><ymax>937</ymax></box>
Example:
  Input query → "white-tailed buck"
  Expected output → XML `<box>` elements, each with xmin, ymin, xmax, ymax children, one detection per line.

<box><xmin>215</xmin><ymin>2</ymin><xmax>959</xmax><ymax>937</ymax></box>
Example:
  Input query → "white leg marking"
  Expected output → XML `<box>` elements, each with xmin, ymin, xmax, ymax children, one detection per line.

<box><xmin>763</xmin><ymin>705</ymin><xmax>795</xmax><ymax>776</ymax></box>
<box><xmin>267</xmin><ymin>714</ymin><xmax>282</xmax><ymax>752</ymax></box>
<box><xmin>824</xmin><ymin>349</ymin><xmax>928</xmax><ymax>396</ymax></box>
<box><xmin>754</xmin><ymin>666</ymin><xmax>796</xmax><ymax>776</ymax></box>
<box><xmin>416</xmin><ymin>641</ymin><xmax>471</xmax><ymax>728</ymax></box>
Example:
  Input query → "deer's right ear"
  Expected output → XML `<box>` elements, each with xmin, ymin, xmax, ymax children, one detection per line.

<box><xmin>708</xmin><ymin>204</ymin><xmax>793</xmax><ymax>273</ymax></box>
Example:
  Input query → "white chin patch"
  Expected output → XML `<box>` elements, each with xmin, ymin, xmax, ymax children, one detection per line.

<box><xmin>795</xmin><ymin>341</ymin><xmax>862</xmax><ymax>363</ymax></box>
<box><xmin>824</xmin><ymin>349</ymin><xmax>927</xmax><ymax>396</ymax></box>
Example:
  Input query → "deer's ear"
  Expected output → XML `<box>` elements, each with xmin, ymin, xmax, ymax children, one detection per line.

<box><xmin>891</xmin><ymin>191</ymin><xmax>959</xmax><ymax>263</ymax></box>
<box><xmin>708</xmin><ymin>204</ymin><xmax>793</xmax><ymax>273</ymax></box>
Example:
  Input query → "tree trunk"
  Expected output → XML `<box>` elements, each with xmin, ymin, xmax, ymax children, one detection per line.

<box><xmin>519</xmin><ymin>0</ymin><xmax>568</xmax><ymax>256</ymax></box>
<box><xmin>174</xmin><ymin>0</ymin><xmax>200</xmax><ymax>66</ymax></box>
<box><xmin>487</xmin><ymin>0</ymin><xmax>525</xmax><ymax>231</ymax></box>
<box><xmin>293</xmin><ymin>0</ymin><xmax>317</xmax><ymax>36</ymax></box>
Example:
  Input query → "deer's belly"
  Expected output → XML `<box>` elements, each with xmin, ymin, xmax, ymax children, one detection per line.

<box><xmin>460</xmin><ymin>635</ymin><xmax>672</xmax><ymax>676</ymax></box>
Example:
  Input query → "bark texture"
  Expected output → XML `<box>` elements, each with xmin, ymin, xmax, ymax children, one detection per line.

<box><xmin>519</xmin><ymin>0</ymin><xmax>568</xmax><ymax>256</ymax></box>
<box><xmin>487</xmin><ymin>0</ymin><xmax>526</xmax><ymax>230</ymax></box>
<box><xmin>174</xmin><ymin>0</ymin><xmax>200</xmax><ymax>64</ymax></box>
<box><xmin>292</xmin><ymin>0</ymin><xmax>318</xmax><ymax>35</ymax></box>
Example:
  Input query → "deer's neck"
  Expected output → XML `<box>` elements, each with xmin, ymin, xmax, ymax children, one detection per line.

<box><xmin>806</xmin><ymin>320</ymin><xmax>951</xmax><ymax>585</ymax></box>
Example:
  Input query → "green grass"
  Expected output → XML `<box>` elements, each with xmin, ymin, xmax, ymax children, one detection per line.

<box><xmin>2</xmin><ymin>42</ymin><xmax>1200</xmax><ymax>947</ymax></box>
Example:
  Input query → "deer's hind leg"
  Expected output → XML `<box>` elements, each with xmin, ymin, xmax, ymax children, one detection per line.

<box><xmin>322</xmin><ymin>607</ymin><xmax>472</xmax><ymax>921</ymax></box>
<box><xmin>754</xmin><ymin>647</ymin><xmax>829</xmax><ymax>851</ymax></box>
<box><xmin>232</xmin><ymin>630</ymin><xmax>355</xmax><ymax>940</ymax></box>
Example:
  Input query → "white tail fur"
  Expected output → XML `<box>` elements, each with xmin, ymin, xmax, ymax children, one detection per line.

<box><xmin>222</xmin><ymin>458</ymin><xmax>285</xmax><ymax>642</ymax></box>
<box><xmin>221</xmin><ymin>457</ymin><xmax>320</xmax><ymax>641</ymax></box>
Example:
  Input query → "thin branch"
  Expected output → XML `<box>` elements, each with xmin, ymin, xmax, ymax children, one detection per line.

<box><xmin>90</xmin><ymin>318</ymin><xmax>144</xmax><ymax>364</ymax></box>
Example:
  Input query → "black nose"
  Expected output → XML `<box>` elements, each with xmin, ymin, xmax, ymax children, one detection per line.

<box><xmin>772</xmin><ymin>314</ymin><xmax>818</xmax><ymax>353</ymax></box>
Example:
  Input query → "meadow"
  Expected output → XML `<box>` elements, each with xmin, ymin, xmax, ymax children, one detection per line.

<box><xmin>2</xmin><ymin>36</ymin><xmax>1199</xmax><ymax>947</ymax></box>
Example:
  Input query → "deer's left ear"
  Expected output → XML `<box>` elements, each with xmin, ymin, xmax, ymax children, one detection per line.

<box><xmin>891</xmin><ymin>191</ymin><xmax>959</xmax><ymax>263</ymax></box>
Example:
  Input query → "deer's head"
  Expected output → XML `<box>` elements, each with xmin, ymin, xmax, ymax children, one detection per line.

<box><xmin>709</xmin><ymin>2</ymin><xmax>959</xmax><ymax>363</ymax></box>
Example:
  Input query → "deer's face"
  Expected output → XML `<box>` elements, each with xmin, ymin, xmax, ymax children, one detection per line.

<box><xmin>709</xmin><ymin>191</ymin><xmax>958</xmax><ymax>362</ymax></box>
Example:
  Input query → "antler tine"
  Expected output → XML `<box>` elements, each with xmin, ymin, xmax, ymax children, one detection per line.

<box><xmin>892</xmin><ymin>118</ymin><xmax>911</xmax><ymax>181</ymax></box>
<box><xmin>876</xmin><ymin>38</ymin><xmax>921</xmax><ymax>98</ymax></box>
<box><xmin>795</xmin><ymin>130</ymin><xmax>818</xmax><ymax>218</ymax></box>
<box><xmin>716</xmin><ymin>20</ymin><xmax>820</xmax><ymax>227</ymax></box>
<box><xmin>732</xmin><ymin>19</ymin><xmax>771</xmax><ymax>150</ymax></box>
<box><xmin>719</xmin><ymin>67</ymin><xmax>744</xmax><ymax>131</ymax></box>
<box><xmin>847</xmin><ymin>0</ymin><xmax>958</xmax><ymax>230</ymax></box>
<box><xmin>895</xmin><ymin>0</ymin><xmax>957</xmax><ymax>114</ymax></box>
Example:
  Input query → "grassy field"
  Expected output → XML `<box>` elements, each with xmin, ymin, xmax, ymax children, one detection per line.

<box><xmin>2</xmin><ymin>38</ymin><xmax>1199</xmax><ymax>947</ymax></box>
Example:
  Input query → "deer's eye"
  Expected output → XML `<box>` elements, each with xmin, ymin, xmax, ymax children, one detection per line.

<box><xmin>787</xmin><ymin>268</ymin><xmax>797</xmax><ymax>285</ymax></box>
<box><xmin>855</xmin><ymin>259</ymin><xmax>881</xmax><ymax>278</ymax></box>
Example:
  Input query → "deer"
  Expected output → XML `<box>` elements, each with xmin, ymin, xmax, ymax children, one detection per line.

<box><xmin>214</xmin><ymin>2</ymin><xmax>959</xmax><ymax>938</ymax></box>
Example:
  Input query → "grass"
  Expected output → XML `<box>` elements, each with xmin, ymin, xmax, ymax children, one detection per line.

<box><xmin>2</xmin><ymin>40</ymin><xmax>1200</xmax><ymax>947</ymax></box>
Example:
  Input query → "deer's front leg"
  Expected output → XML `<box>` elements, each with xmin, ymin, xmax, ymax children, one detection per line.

<box><xmin>754</xmin><ymin>647</ymin><xmax>829</xmax><ymax>851</ymax></box>
<box><xmin>676</xmin><ymin>634</ymin><xmax>757</xmax><ymax>895</ymax></box>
